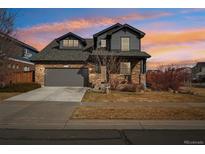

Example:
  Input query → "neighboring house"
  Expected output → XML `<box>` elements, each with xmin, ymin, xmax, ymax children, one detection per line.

<box><xmin>32</xmin><ymin>23</ymin><xmax>151</xmax><ymax>87</ymax></box>
<box><xmin>0</xmin><ymin>32</ymin><xmax>38</xmax><ymax>85</ymax></box>
<box><xmin>192</xmin><ymin>62</ymin><xmax>205</xmax><ymax>82</ymax></box>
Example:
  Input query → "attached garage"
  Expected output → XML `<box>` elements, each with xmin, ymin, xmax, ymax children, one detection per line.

<box><xmin>45</xmin><ymin>68</ymin><xmax>88</xmax><ymax>87</ymax></box>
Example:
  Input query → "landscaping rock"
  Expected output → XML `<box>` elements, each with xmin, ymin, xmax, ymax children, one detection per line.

<box><xmin>168</xmin><ymin>88</ymin><xmax>174</xmax><ymax>93</ymax></box>
<box><xmin>145</xmin><ymin>88</ymin><xmax>152</xmax><ymax>92</ymax></box>
<box><xmin>139</xmin><ymin>90</ymin><xmax>145</xmax><ymax>93</ymax></box>
<box><xmin>116</xmin><ymin>84</ymin><xmax>137</xmax><ymax>92</ymax></box>
<box><xmin>116</xmin><ymin>84</ymin><xmax>126</xmax><ymax>91</ymax></box>
<box><xmin>178</xmin><ymin>87</ymin><xmax>192</xmax><ymax>94</ymax></box>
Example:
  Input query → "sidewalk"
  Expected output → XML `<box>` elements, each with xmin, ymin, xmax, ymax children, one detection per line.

<box><xmin>81</xmin><ymin>102</ymin><xmax>205</xmax><ymax>108</ymax></box>
<box><xmin>0</xmin><ymin>100</ymin><xmax>205</xmax><ymax>130</ymax></box>
<box><xmin>65</xmin><ymin>120</ymin><xmax>205</xmax><ymax>130</ymax></box>
<box><xmin>0</xmin><ymin>120</ymin><xmax>205</xmax><ymax>130</ymax></box>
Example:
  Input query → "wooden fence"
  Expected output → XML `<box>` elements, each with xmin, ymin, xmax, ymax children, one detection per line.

<box><xmin>10</xmin><ymin>71</ymin><xmax>34</xmax><ymax>84</ymax></box>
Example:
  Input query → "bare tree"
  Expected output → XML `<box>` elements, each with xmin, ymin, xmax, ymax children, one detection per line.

<box><xmin>0</xmin><ymin>9</ymin><xmax>17</xmax><ymax>87</ymax></box>
<box><xmin>0</xmin><ymin>9</ymin><xmax>15</xmax><ymax>35</ymax></box>
<box><xmin>91</xmin><ymin>49</ymin><xmax>121</xmax><ymax>92</ymax></box>
<box><xmin>93</xmin><ymin>50</ymin><xmax>120</xmax><ymax>81</ymax></box>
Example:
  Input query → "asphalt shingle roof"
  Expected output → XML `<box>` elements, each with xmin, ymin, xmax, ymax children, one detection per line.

<box><xmin>91</xmin><ymin>50</ymin><xmax>151</xmax><ymax>58</ymax></box>
<box><xmin>31</xmin><ymin>39</ymin><xmax>92</xmax><ymax>62</ymax></box>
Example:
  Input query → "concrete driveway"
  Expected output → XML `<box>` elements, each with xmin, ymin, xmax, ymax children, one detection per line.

<box><xmin>0</xmin><ymin>101</ymin><xmax>79</xmax><ymax>129</ymax></box>
<box><xmin>6</xmin><ymin>87</ymin><xmax>87</xmax><ymax>102</ymax></box>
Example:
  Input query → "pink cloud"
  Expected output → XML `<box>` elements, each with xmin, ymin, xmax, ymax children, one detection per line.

<box><xmin>16</xmin><ymin>11</ymin><xmax>172</xmax><ymax>50</ymax></box>
<box><xmin>15</xmin><ymin>11</ymin><xmax>205</xmax><ymax>69</ymax></box>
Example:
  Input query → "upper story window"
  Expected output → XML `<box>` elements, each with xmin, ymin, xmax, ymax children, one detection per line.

<box><xmin>24</xmin><ymin>48</ymin><xmax>32</xmax><ymax>59</ymax></box>
<box><xmin>63</xmin><ymin>39</ymin><xmax>79</xmax><ymax>47</ymax></box>
<box><xmin>121</xmin><ymin>37</ymin><xmax>130</xmax><ymax>51</ymax></box>
<box><xmin>100</xmin><ymin>39</ymin><xmax>106</xmax><ymax>48</ymax></box>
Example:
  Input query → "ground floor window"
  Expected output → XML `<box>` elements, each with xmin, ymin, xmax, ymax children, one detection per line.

<box><xmin>140</xmin><ymin>60</ymin><xmax>146</xmax><ymax>74</ymax></box>
<box><xmin>95</xmin><ymin>64</ymin><xmax>101</xmax><ymax>73</ymax></box>
<box><xmin>120</xmin><ymin>62</ymin><xmax>131</xmax><ymax>75</ymax></box>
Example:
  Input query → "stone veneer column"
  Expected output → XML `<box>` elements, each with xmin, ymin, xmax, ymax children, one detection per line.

<box><xmin>131</xmin><ymin>61</ymin><xmax>141</xmax><ymax>84</ymax></box>
<box><xmin>35</xmin><ymin>64</ymin><xmax>45</xmax><ymax>86</ymax></box>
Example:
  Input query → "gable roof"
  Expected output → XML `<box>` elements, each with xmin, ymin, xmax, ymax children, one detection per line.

<box><xmin>55</xmin><ymin>32</ymin><xmax>86</xmax><ymax>44</ymax></box>
<box><xmin>196</xmin><ymin>62</ymin><xmax>205</xmax><ymax>67</ymax></box>
<box><xmin>0</xmin><ymin>32</ymin><xmax>38</xmax><ymax>52</ymax></box>
<box><xmin>108</xmin><ymin>24</ymin><xmax>145</xmax><ymax>38</ymax></box>
<box><xmin>93</xmin><ymin>23</ymin><xmax>122</xmax><ymax>37</ymax></box>
<box><xmin>31</xmin><ymin>39</ymin><xmax>92</xmax><ymax>62</ymax></box>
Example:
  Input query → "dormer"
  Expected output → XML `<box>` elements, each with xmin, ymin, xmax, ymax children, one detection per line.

<box><xmin>93</xmin><ymin>23</ymin><xmax>145</xmax><ymax>51</ymax></box>
<box><xmin>23</xmin><ymin>48</ymin><xmax>33</xmax><ymax>59</ymax></box>
<box><xmin>93</xmin><ymin>23</ymin><xmax>122</xmax><ymax>50</ymax></box>
<box><xmin>56</xmin><ymin>32</ymin><xmax>86</xmax><ymax>50</ymax></box>
<box><xmin>108</xmin><ymin>24</ymin><xmax>145</xmax><ymax>51</ymax></box>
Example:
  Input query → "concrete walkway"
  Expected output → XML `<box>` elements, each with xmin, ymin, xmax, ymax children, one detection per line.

<box><xmin>6</xmin><ymin>87</ymin><xmax>87</xmax><ymax>102</ymax></box>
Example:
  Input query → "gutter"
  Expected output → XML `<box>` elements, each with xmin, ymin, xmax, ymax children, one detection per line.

<box><xmin>8</xmin><ymin>57</ymin><xmax>34</xmax><ymax>65</ymax></box>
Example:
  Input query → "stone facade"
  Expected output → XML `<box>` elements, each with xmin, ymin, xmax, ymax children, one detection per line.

<box><xmin>35</xmin><ymin>61</ymin><xmax>145</xmax><ymax>87</ymax></box>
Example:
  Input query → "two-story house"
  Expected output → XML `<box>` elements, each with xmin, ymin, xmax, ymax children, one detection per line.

<box><xmin>192</xmin><ymin>62</ymin><xmax>205</xmax><ymax>82</ymax></box>
<box><xmin>0</xmin><ymin>32</ymin><xmax>38</xmax><ymax>72</ymax></box>
<box><xmin>0</xmin><ymin>32</ymin><xmax>38</xmax><ymax>86</ymax></box>
<box><xmin>32</xmin><ymin>23</ymin><xmax>151</xmax><ymax>87</ymax></box>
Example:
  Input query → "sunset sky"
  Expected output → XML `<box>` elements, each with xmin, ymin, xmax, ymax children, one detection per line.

<box><xmin>10</xmin><ymin>8</ymin><xmax>205</xmax><ymax>69</ymax></box>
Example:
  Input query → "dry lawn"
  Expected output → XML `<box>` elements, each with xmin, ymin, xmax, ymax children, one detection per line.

<box><xmin>0</xmin><ymin>92</ymin><xmax>21</xmax><ymax>101</ymax></box>
<box><xmin>71</xmin><ymin>106</ymin><xmax>205</xmax><ymax>120</ymax></box>
<box><xmin>82</xmin><ymin>87</ymin><xmax>205</xmax><ymax>103</ymax></box>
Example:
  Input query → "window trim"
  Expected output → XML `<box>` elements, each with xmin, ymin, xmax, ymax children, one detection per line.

<box><xmin>120</xmin><ymin>37</ymin><xmax>130</xmax><ymax>51</ymax></box>
<box><xmin>100</xmin><ymin>39</ymin><xmax>106</xmax><ymax>48</ymax></box>
<box><xmin>24</xmin><ymin>48</ymin><xmax>32</xmax><ymax>58</ymax></box>
<box><xmin>24</xmin><ymin>66</ymin><xmax>30</xmax><ymax>72</ymax></box>
<box><xmin>120</xmin><ymin>62</ymin><xmax>131</xmax><ymax>75</ymax></box>
<box><xmin>73</xmin><ymin>40</ymin><xmax>79</xmax><ymax>47</ymax></box>
<box><xmin>63</xmin><ymin>39</ymin><xmax>79</xmax><ymax>48</ymax></box>
<box><xmin>63</xmin><ymin>40</ymin><xmax>69</xmax><ymax>47</ymax></box>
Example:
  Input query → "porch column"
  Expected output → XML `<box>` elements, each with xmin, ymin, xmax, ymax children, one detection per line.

<box><xmin>140</xmin><ymin>59</ymin><xmax>147</xmax><ymax>88</ymax></box>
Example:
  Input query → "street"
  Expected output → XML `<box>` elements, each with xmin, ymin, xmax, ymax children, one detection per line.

<box><xmin>0</xmin><ymin>129</ymin><xmax>204</xmax><ymax>145</ymax></box>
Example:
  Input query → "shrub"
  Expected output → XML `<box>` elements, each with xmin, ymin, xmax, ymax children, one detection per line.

<box><xmin>121</xmin><ymin>84</ymin><xmax>137</xmax><ymax>92</ymax></box>
<box><xmin>0</xmin><ymin>83</ymin><xmax>41</xmax><ymax>92</ymax></box>
<box><xmin>146</xmin><ymin>66</ymin><xmax>191</xmax><ymax>91</ymax></box>
<box><xmin>110</xmin><ymin>79</ymin><xmax>120</xmax><ymax>90</ymax></box>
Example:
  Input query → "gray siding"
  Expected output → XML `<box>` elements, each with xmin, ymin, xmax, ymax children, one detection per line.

<box><xmin>96</xmin><ymin>33</ymin><xmax>107</xmax><ymax>49</ymax></box>
<box><xmin>111</xmin><ymin>30</ymin><xmax>140</xmax><ymax>51</ymax></box>
<box><xmin>95</xmin><ymin>29</ymin><xmax>140</xmax><ymax>51</ymax></box>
